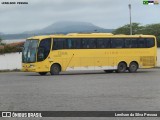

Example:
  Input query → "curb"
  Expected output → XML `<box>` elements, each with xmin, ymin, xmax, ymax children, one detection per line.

<box><xmin>0</xmin><ymin>69</ymin><xmax>21</xmax><ymax>72</ymax></box>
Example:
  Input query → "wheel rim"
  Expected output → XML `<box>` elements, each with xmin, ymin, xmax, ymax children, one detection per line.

<box><xmin>119</xmin><ymin>64</ymin><xmax>125</xmax><ymax>71</ymax></box>
<box><xmin>118</xmin><ymin>63</ymin><xmax>126</xmax><ymax>72</ymax></box>
<box><xmin>54</xmin><ymin>67</ymin><xmax>59</xmax><ymax>73</ymax></box>
<box><xmin>131</xmin><ymin>64</ymin><xmax>137</xmax><ymax>71</ymax></box>
<box><xmin>50</xmin><ymin>64</ymin><xmax>60</xmax><ymax>75</ymax></box>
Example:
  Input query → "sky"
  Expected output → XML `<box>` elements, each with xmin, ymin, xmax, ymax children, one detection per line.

<box><xmin>0</xmin><ymin>0</ymin><xmax>160</xmax><ymax>34</ymax></box>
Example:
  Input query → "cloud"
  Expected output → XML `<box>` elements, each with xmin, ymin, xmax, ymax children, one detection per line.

<box><xmin>0</xmin><ymin>0</ymin><xmax>159</xmax><ymax>34</ymax></box>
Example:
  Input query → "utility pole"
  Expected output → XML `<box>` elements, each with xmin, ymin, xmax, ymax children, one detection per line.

<box><xmin>128</xmin><ymin>3</ymin><xmax>132</xmax><ymax>35</ymax></box>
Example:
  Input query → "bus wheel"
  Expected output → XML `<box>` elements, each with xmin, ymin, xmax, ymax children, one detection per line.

<box><xmin>117</xmin><ymin>62</ymin><xmax>127</xmax><ymax>73</ymax></box>
<box><xmin>128</xmin><ymin>62</ymin><xmax>138</xmax><ymax>73</ymax></box>
<box><xmin>39</xmin><ymin>72</ymin><xmax>47</xmax><ymax>76</ymax></box>
<box><xmin>50</xmin><ymin>64</ymin><xmax>61</xmax><ymax>75</ymax></box>
<box><xmin>104</xmin><ymin>70</ymin><xmax>114</xmax><ymax>73</ymax></box>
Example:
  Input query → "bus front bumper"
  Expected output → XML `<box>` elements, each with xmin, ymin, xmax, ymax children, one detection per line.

<box><xmin>22</xmin><ymin>63</ymin><xmax>37</xmax><ymax>72</ymax></box>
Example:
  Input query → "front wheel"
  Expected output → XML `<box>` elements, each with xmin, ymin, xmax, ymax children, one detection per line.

<box><xmin>128</xmin><ymin>62</ymin><xmax>138</xmax><ymax>73</ymax></box>
<box><xmin>50</xmin><ymin>64</ymin><xmax>61</xmax><ymax>75</ymax></box>
<box><xmin>117</xmin><ymin>62</ymin><xmax>127</xmax><ymax>73</ymax></box>
<box><xmin>39</xmin><ymin>72</ymin><xmax>47</xmax><ymax>76</ymax></box>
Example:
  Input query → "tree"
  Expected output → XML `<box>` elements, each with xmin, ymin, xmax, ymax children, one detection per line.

<box><xmin>113</xmin><ymin>23</ymin><xmax>143</xmax><ymax>35</ymax></box>
<box><xmin>141</xmin><ymin>24</ymin><xmax>160</xmax><ymax>47</ymax></box>
<box><xmin>0</xmin><ymin>37</ymin><xmax>6</xmax><ymax>46</ymax></box>
<box><xmin>113</xmin><ymin>23</ymin><xmax>160</xmax><ymax>47</ymax></box>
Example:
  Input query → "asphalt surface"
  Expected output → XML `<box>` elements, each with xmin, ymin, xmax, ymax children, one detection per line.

<box><xmin>0</xmin><ymin>69</ymin><xmax>160</xmax><ymax>120</ymax></box>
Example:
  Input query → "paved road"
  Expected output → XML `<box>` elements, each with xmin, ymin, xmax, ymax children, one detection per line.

<box><xmin>0</xmin><ymin>69</ymin><xmax>160</xmax><ymax>120</ymax></box>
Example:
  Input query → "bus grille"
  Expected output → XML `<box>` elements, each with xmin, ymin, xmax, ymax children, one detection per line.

<box><xmin>140</xmin><ymin>56</ymin><xmax>155</xmax><ymax>66</ymax></box>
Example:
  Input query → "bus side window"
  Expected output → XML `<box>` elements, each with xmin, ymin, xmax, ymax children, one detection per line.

<box><xmin>138</xmin><ymin>38</ymin><xmax>146</xmax><ymax>48</ymax></box>
<box><xmin>66</xmin><ymin>38</ymin><xmax>78</xmax><ymax>49</ymax></box>
<box><xmin>88</xmin><ymin>38</ymin><xmax>96</xmax><ymax>49</ymax></box>
<box><xmin>53</xmin><ymin>39</ymin><xmax>58</xmax><ymax>50</ymax></box>
<box><xmin>39</xmin><ymin>38</ymin><xmax>51</xmax><ymax>52</ymax></box>
<box><xmin>67</xmin><ymin>39</ymin><xmax>72</xmax><ymax>49</ymax></box>
<box><xmin>75</xmin><ymin>38</ymin><xmax>81</xmax><ymax>49</ymax></box>
<box><xmin>81</xmin><ymin>39</ymin><xmax>88</xmax><ymax>49</ymax></box>
<box><xmin>97</xmin><ymin>38</ymin><xmax>105</xmax><ymax>48</ymax></box>
<box><xmin>131</xmin><ymin>38</ymin><xmax>138</xmax><ymax>48</ymax></box>
<box><xmin>38</xmin><ymin>38</ymin><xmax>51</xmax><ymax>61</ymax></box>
<box><xmin>63</xmin><ymin>39</ymin><xmax>68</xmax><ymax>49</ymax></box>
<box><xmin>146</xmin><ymin>38</ymin><xmax>155</xmax><ymax>48</ymax></box>
<box><xmin>125</xmin><ymin>39</ymin><xmax>132</xmax><ymax>48</ymax></box>
<box><xmin>105</xmin><ymin>38</ymin><xmax>111</xmax><ymax>48</ymax></box>
<box><xmin>53</xmin><ymin>39</ymin><xmax>64</xmax><ymax>50</ymax></box>
<box><xmin>97</xmin><ymin>38</ymin><xmax>110</xmax><ymax>48</ymax></box>
<box><xmin>111</xmin><ymin>38</ymin><xmax>124</xmax><ymax>48</ymax></box>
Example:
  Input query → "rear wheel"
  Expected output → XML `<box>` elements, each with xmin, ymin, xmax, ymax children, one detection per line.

<box><xmin>50</xmin><ymin>64</ymin><xmax>61</xmax><ymax>75</ymax></box>
<box><xmin>39</xmin><ymin>72</ymin><xmax>47</xmax><ymax>76</ymax></box>
<box><xmin>128</xmin><ymin>62</ymin><xmax>138</xmax><ymax>73</ymax></box>
<box><xmin>104</xmin><ymin>70</ymin><xmax>114</xmax><ymax>73</ymax></box>
<box><xmin>117</xmin><ymin>62</ymin><xmax>127</xmax><ymax>73</ymax></box>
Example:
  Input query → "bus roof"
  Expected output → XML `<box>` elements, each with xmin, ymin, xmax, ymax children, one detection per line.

<box><xmin>27</xmin><ymin>33</ymin><xmax>156</xmax><ymax>40</ymax></box>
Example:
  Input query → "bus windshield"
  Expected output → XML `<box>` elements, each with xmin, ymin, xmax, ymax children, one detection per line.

<box><xmin>22</xmin><ymin>39</ymin><xmax>39</xmax><ymax>63</ymax></box>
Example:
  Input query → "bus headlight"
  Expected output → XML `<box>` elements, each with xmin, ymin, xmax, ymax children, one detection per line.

<box><xmin>29</xmin><ymin>64</ymin><xmax>35</xmax><ymax>68</ymax></box>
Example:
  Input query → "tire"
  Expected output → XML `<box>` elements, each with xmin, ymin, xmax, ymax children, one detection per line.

<box><xmin>50</xmin><ymin>64</ymin><xmax>61</xmax><ymax>75</ymax></box>
<box><xmin>117</xmin><ymin>62</ymin><xmax>127</xmax><ymax>73</ymax></box>
<box><xmin>39</xmin><ymin>72</ymin><xmax>47</xmax><ymax>76</ymax></box>
<box><xmin>104</xmin><ymin>70</ymin><xmax>114</xmax><ymax>73</ymax></box>
<box><xmin>128</xmin><ymin>62</ymin><xmax>138</xmax><ymax>73</ymax></box>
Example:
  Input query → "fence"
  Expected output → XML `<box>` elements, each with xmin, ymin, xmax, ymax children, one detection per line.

<box><xmin>0</xmin><ymin>52</ymin><xmax>22</xmax><ymax>70</ymax></box>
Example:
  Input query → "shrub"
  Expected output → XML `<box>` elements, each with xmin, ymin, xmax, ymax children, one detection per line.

<box><xmin>0</xmin><ymin>45</ymin><xmax>22</xmax><ymax>54</ymax></box>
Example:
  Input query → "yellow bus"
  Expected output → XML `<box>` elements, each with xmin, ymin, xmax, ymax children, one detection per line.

<box><xmin>22</xmin><ymin>33</ymin><xmax>157</xmax><ymax>75</ymax></box>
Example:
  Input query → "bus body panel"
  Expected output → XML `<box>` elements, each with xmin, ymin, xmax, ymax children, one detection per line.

<box><xmin>22</xmin><ymin>34</ymin><xmax>157</xmax><ymax>73</ymax></box>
